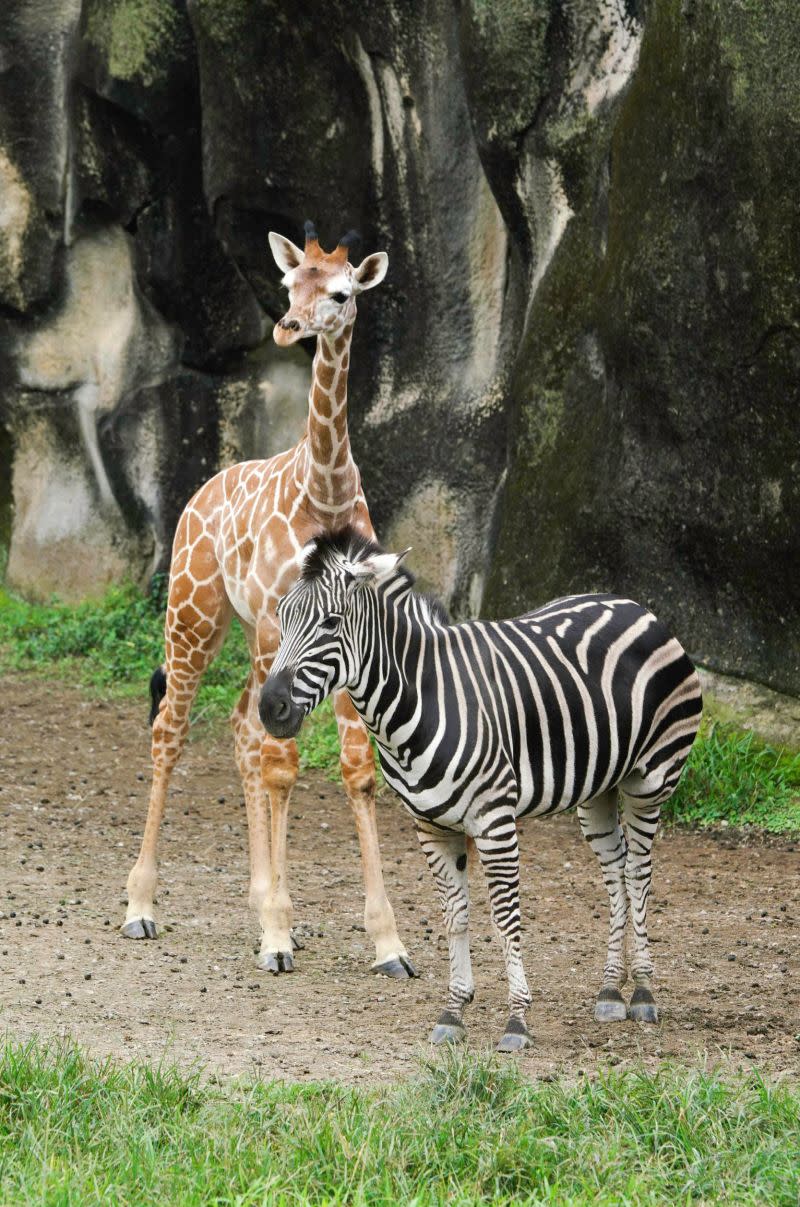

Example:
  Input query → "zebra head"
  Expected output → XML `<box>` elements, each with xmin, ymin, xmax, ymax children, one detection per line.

<box><xmin>259</xmin><ymin>528</ymin><xmax>408</xmax><ymax>739</ymax></box>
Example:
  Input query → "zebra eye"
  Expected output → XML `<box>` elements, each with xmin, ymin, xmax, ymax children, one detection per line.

<box><xmin>318</xmin><ymin>614</ymin><xmax>342</xmax><ymax>635</ymax></box>
<box><xmin>330</xmin><ymin>291</ymin><xmax>348</xmax><ymax>305</ymax></box>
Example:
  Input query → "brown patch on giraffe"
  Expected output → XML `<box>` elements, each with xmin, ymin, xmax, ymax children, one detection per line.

<box><xmin>333</xmin><ymin>444</ymin><xmax>351</xmax><ymax>470</ymax></box>
<box><xmin>316</xmin><ymin>362</ymin><xmax>335</xmax><ymax>391</ymax></box>
<box><xmin>171</xmin><ymin>573</ymin><xmax>193</xmax><ymax>605</ymax></box>
<box><xmin>176</xmin><ymin>602</ymin><xmax>202</xmax><ymax>630</ymax></box>
<box><xmin>332</xmin><ymin>411</ymin><xmax>348</xmax><ymax>442</ymax></box>
<box><xmin>192</xmin><ymin>580</ymin><xmax>225</xmax><ymax>615</ymax></box>
<box><xmin>335</xmin><ymin>374</ymin><xmax>347</xmax><ymax>404</ymax></box>
<box><xmin>186</xmin><ymin>511</ymin><xmax>204</xmax><ymax>543</ymax></box>
<box><xmin>313</xmin><ymin>425</ymin><xmax>334</xmax><ymax>464</ymax></box>
<box><xmin>312</xmin><ymin>391</ymin><xmax>333</xmax><ymax>420</ymax></box>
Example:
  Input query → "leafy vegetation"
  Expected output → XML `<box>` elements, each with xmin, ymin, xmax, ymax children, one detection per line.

<box><xmin>0</xmin><ymin>584</ymin><xmax>798</xmax><ymax>829</ymax></box>
<box><xmin>0</xmin><ymin>581</ymin><xmax>339</xmax><ymax>773</ymax></box>
<box><xmin>1</xmin><ymin>1041</ymin><xmax>798</xmax><ymax>1206</ymax></box>
<box><xmin>663</xmin><ymin>717</ymin><xmax>800</xmax><ymax>835</ymax></box>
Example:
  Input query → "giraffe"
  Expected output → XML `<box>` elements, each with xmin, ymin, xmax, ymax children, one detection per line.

<box><xmin>121</xmin><ymin>222</ymin><xmax>416</xmax><ymax>979</ymax></box>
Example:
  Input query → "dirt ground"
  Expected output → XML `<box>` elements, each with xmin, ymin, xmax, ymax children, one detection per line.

<box><xmin>1</xmin><ymin>674</ymin><xmax>798</xmax><ymax>1085</ymax></box>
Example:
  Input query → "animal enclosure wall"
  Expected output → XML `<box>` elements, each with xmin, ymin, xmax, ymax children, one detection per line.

<box><xmin>0</xmin><ymin>0</ymin><xmax>798</xmax><ymax>693</ymax></box>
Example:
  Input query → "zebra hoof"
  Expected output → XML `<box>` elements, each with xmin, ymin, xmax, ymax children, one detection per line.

<box><xmin>429</xmin><ymin>1012</ymin><xmax>466</xmax><ymax>1046</ymax></box>
<box><xmin>372</xmin><ymin>955</ymin><xmax>419</xmax><ymax>979</ymax></box>
<box><xmin>258</xmin><ymin>950</ymin><xmax>295</xmax><ymax>974</ymax></box>
<box><xmin>121</xmin><ymin>917</ymin><xmax>158</xmax><ymax>940</ymax></box>
<box><xmin>629</xmin><ymin>986</ymin><xmax>658</xmax><ymax>1024</ymax></box>
<box><xmin>496</xmin><ymin>1017</ymin><xmax>531</xmax><ymax>1053</ymax></box>
<box><xmin>594</xmin><ymin>987</ymin><xmax>628</xmax><ymax>1023</ymax></box>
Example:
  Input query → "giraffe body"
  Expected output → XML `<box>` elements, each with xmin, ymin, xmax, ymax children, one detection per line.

<box><xmin>122</xmin><ymin>226</ymin><xmax>415</xmax><ymax>979</ymax></box>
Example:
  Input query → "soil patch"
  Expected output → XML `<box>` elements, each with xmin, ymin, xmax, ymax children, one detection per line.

<box><xmin>1</xmin><ymin>674</ymin><xmax>798</xmax><ymax>1083</ymax></box>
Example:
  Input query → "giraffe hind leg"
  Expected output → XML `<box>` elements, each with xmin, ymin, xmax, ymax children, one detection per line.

<box><xmin>122</xmin><ymin>547</ymin><xmax>232</xmax><ymax>940</ymax></box>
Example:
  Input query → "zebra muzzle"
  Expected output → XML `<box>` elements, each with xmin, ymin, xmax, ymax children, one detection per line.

<box><xmin>259</xmin><ymin>671</ymin><xmax>304</xmax><ymax>739</ymax></box>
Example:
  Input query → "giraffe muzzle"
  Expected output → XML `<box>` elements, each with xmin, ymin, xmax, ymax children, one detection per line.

<box><xmin>259</xmin><ymin>670</ymin><xmax>304</xmax><ymax>738</ymax></box>
<box><xmin>273</xmin><ymin>316</ymin><xmax>306</xmax><ymax>347</ymax></box>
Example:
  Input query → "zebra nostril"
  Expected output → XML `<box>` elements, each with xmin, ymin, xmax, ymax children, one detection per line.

<box><xmin>273</xmin><ymin>697</ymin><xmax>291</xmax><ymax>722</ymax></box>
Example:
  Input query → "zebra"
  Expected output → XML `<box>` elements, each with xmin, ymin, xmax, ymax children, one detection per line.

<box><xmin>260</xmin><ymin>528</ymin><xmax>702</xmax><ymax>1052</ymax></box>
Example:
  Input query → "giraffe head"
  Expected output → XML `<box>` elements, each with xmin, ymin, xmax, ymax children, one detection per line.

<box><xmin>268</xmin><ymin>221</ymin><xmax>388</xmax><ymax>347</ymax></box>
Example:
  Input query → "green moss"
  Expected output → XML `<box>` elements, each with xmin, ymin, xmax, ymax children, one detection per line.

<box><xmin>188</xmin><ymin>0</ymin><xmax>256</xmax><ymax>47</ymax></box>
<box><xmin>461</xmin><ymin>0</ymin><xmax>552</xmax><ymax>150</ymax></box>
<box><xmin>85</xmin><ymin>0</ymin><xmax>180</xmax><ymax>86</ymax></box>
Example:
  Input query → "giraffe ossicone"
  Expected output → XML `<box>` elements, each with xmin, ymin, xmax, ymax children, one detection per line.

<box><xmin>122</xmin><ymin>222</ymin><xmax>416</xmax><ymax>983</ymax></box>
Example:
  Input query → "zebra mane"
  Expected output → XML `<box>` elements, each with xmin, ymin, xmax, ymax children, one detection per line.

<box><xmin>301</xmin><ymin>527</ymin><xmax>450</xmax><ymax>623</ymax></box>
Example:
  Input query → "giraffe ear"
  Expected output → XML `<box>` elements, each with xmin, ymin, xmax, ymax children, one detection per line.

<box><xmin>268</xmin><ymin>232</ymin><xmax>305</xmax><ymax>274</ymax></box>
<box><xmin>352</xmin><ymin>251</ymin><xmax>388</xmax><ymax>292</ymax></box>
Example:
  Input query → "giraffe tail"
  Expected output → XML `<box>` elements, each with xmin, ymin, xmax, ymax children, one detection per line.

<box><xmin>148</xmin><ymin>665</ymin><xmax>167</xmax><ymax>726</ymax></box>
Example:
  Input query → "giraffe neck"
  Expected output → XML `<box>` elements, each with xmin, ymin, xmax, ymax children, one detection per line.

<box><xmin>300</xmin><ymin>324</ymin><xmax>359</xmax><ymax>517</ymax></box>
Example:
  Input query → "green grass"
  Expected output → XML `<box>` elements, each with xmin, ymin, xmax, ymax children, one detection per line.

<box><xmin>664</xmin><ymin>717</ymin><xmax>800</xmax><ymax>835</ymax></box>
<box><xmin>0</xmin><ymin>585</ymin><xmax>798</xmax><ymax>830</ymax></box>
<box><xmin>0</xmin><ymin>1041</ymin><xmax>798</xmax><ymax>1206</ymax></box>
<box><xmin>0</xmin><ymin>581</ymin><xmax>340</xmax><ymax>775</ymax></box>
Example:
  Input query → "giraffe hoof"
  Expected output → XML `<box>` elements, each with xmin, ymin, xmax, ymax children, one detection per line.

<box><xmin>371</xmin><ymin>955</ymin><xmax>418</xmax><ymax>979</ymax></box>
<box><xmin>496</xmin><ymin>1017</ymin><xmax>532</xmax><ymax>1053</ymax></box>
<box><xmin>121</xmin><ymin>917</ymin><xmax>158</xmax><ymax>940</ymax></box>
<box><xmin>594</xmin><ymin>987</ymin><xmax>628</xmax><ymax>1023</ymax></box>
<box><xmin>629</xmin><ymin>986</ymin><xmax>658</xmax><ymax>1024</ymax></box>
<box><xmin>258</xmin><ymin>950</ymin><xmax>295</xmax><ymax>974</ymax></box>
<box><xmin>429</xmin><ymin>1012</ymin><xmax>466</xmax><ymax>1045</ymax></box>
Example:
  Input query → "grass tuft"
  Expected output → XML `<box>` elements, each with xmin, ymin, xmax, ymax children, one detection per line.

<box><xmin>0</xmin><ymin>1041</ymin><xmax>798</xmax><ymax>1205</ymax></box>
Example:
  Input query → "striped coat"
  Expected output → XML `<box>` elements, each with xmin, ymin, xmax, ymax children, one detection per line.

<box><xmin>260</xmin><ymin>530</ymin><xmax>702</xmax><ymax>1051</ymax></box>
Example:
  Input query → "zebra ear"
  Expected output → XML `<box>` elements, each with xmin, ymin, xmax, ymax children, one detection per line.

<box><xmin>346</xmin><ymin>548</ymin><xmax>409</xmax><ymax>584</ymax></box>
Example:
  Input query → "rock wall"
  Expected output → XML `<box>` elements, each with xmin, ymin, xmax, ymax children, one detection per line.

<box><xmin>0</xmin><ymin>0</ymin><xmax>798</xmax><ymax>693</ymax></box>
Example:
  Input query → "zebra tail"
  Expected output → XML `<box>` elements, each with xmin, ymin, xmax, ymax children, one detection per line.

<box><xmin>149</xmin><ymin>665</ymin><xmax>167</xmax><ymax>726</ymax></box>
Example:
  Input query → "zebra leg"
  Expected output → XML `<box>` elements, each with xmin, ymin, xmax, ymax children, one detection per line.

<box><xmin>415</xmin><ymin>824</ymin><xmax>473</xmax><ymax>1045</ymax></box>
<box><xmin>474</xmin><ymin>820</ymin><xmax>532</xmax><ymax>1053</ymax></box>
<box><xmin>578</xmin><ymin>791</ymin><xmax>629</xmax><ymax>1023</ymax></box>
<box><xmin>620</xmin><ymin>790</ymin><xmax>662</xmax><ymax>1023</ymax></box>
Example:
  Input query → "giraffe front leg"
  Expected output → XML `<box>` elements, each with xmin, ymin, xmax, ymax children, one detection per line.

<box><xmin>334</xmin><ymin>692</ymin><xmax>416</xmax><ymax>979</ymax></box>
<box><xmin>415</xmin><ymin>823</ymin><xmax>473</xmax><ymax>1045</ymax></box>
<box><xmin>474</xmin><ymin>817</ymin><xmax>532</xmax><ymax>1053</ymax></box>
<box><xmin>578</xmin><ymin>792</ymin><xmax>630</xmax><ymax>1023</ymax></box>
<box><xmin>231</xmin><ymin>671</ymin><xmax>271</xmax><ymax>921</ymax></box>
<box><xmin>258</xmin><ymin>734</ymin><xmax>299</xmax><ymax>972</ymax></box>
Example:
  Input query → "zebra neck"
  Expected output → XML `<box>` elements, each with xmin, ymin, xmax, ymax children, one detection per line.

<box><xmin>350</xmin><ymin>586</ymin><xmax>436</xmax><ymax>754</ymax></box>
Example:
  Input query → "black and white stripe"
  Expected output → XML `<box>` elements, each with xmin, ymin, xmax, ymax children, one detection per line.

<box><xmin>260</xmin><ymin>529</ymin><xmax>702</xmax><ymax>1050</ymax></box>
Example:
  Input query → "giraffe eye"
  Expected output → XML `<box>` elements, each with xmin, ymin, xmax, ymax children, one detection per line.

<box><xmin>330</xmin><ymin>291</ymin><xmax>348</xmax><ymax>304</ymax></box>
